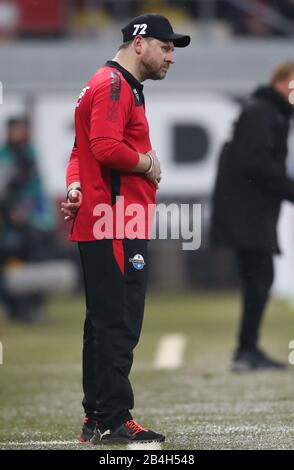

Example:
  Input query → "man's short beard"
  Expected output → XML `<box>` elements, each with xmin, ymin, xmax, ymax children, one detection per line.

<box><xmin>141</xmin><ymin>60</ymin><xmax>164</xmax><ymax>81</ymax></box>
<box><xmin>145</xmin><ymin>71</ymin><xmax>163</xmax><ymax>80</ymax></box>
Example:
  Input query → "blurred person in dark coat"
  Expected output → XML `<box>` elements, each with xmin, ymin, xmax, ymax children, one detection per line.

<box><xmin>0</xmin><ymin>117</ymin><xmax>55</xmax><ymax>323</ymax></box>
<box><xmin>210</xmin><ymin>62</ymin><xmax>294</xmax><ymax>371</ymax></box>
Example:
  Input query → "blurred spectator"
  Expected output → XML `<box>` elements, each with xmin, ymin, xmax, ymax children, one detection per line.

<box><xmin>0</xmin><ymin>117</ymin><xmax>56</xmax><ymax>323</ymax></box>
<box><xmin>217</xmin><ymin>0</ymin><xmax>294</xmax><ymax>37</ymax></box>
<box><xmin>275</xmin><ymin>0</ymin><xmax>294</xmax><ymax>19</ymax></box>
<box><xmin>215</xmin><ymin>0</ymin><xmax>268</xmax><ymax>36</ymax></box>
<box><xmin>69</xmin><ymin>0</ymin><xmax>112</xmax><ymax>37</ymax></box>
<box><xmin>0</xmin><ymin>0</ymin><xmax>19</xmax><ymax>40</ymax></box>
<box><xmin>167</xmin><ymin>0</ymin><xmax>201</xmax><ymax>19</ymax></box>
<box><xmin>0</xmin><ymin>0</ymin><xmax>68</xmax><ymax>40</ymax></box>
<box><xmin>210</xmin><ymin>62</ymin><xmax>294</xmax><ymax>370</ymax></box>
<box><xmin>104</xmin><ymin>0</ymin><xmax>136</xmax><ymax>19</ymax></box>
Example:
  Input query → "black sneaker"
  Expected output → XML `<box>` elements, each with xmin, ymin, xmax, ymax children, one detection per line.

<box><xmin>231</xmin><ymin>348</ymin><xmax>287</xmax><ymax>372</ymax></box>
<box><xmin>90</xmin><ymin>419</ymin><xmax>165</xmax><ymax>444</ymax></box>
<box><xmin>78</xmin><ymin>416</ymin><xmax>97</xmax><ymax>442</ymax></box>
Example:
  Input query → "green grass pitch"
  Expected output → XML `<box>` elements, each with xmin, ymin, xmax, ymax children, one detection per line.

<box><xmin>0</xmin><ymin>292</ymin><xmax>293</xmax><ymax>450</ymax></box>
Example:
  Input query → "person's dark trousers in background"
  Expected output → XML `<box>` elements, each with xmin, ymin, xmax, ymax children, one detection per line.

<box><xmin>236</xmin><ymin>249</ymin><xmax>274</xmax><ymax>352</ymax></box>
<box><xmin>78</xmin><ymin>238</ymin><xmax>148</xmax><ymax>430</ymax></box>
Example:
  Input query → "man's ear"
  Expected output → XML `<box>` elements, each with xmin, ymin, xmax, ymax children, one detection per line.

<box><xmin>133</xmin><ymin>35</ymin><xmax>144</xmax><ymax>55</ymax></box>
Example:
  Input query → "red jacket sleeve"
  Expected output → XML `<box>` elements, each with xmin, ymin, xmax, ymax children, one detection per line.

<box><xmin>89</xmin><ymin>72</ymin><xmax>139</xmax><ymax>172</ymax></box>
<box><xmin>66</xmin><ymin>138</ymin><xmax>80</xmax><ymax>187</ymax></box>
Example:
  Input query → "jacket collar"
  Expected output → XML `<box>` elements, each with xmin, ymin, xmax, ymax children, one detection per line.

<box><xmin>105</xmin><ymin>60</ymin><xmax>144</xmax><ymax>93</ymax></box>
<box><xmin>253</xmin><ymin>85</ymin><xmax>293</xmax><ymax>117</ymax></box>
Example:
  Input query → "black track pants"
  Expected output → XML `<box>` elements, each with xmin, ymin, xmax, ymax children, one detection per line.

<box><xmin>78</xmin><ymin>239</ymin><xmax>148</xmax><ymax>429</ymax></box>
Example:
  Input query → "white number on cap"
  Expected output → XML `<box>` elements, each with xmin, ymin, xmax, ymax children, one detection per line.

<box><xmin>133</xmin><ymin>24</ymin><xmax>147</xmax><ymax>36</ymax></box>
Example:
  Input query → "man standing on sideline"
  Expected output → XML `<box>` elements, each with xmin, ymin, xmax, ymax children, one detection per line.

<box><xmin>210</xmin><ymin>62</ymin><xmax>294</xmax><ymax>371</ymax></box>
<box><xmin>61</xmin><ymin>14</ymin><xmax>190</xmax><ymax>444</ymax></box>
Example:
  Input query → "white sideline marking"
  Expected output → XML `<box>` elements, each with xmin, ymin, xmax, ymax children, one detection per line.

<box><xmin>128</xmin><ymin>442</ymin><xmax>162</xmax><ymax>450</ymax></box>
<box><xmin>154</xmin><ymin>334</ymin><xmax>186</xmax><ymax>369</ymax></box>
<box><xmin>0</xmin><ymin>441</ymin><xmax>76</xmax><ymax>447</ymax></box>
<box><xmin>0</xmin><ymin>441</ymin><xmax>163</xmax><ymax>450</ymax></box>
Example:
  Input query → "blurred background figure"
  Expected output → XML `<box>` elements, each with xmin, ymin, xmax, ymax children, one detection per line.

<box><xmin>210</xmin><ymin>62</ymin><xmax>294</xmax><ymax>371</ymax></box>
<box><xmin>0</xmin><ymin>116</ymin><xmax>56</xmax><ymax>323</ymax></box>
<box><xmin>1</xmin><ymin>0</ymin><xmax>294</xmax><ymax>451</ymax></box>
<box><xmin>0</xmin><ymin>0</ymin><xmax>293</xmax><ymax>327</ymax></box>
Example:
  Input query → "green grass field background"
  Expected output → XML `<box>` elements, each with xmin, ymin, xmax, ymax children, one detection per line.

<box><xmin>0</xmin><ymin>292</ymin><xmax>293</xmax><ymax>450</ymax></box>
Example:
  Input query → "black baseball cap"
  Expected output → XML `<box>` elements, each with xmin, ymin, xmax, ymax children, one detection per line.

<box><xmin>122</xmin><ymin>13</ymin><xmax>191</xmax><ymax>48</ymax></box>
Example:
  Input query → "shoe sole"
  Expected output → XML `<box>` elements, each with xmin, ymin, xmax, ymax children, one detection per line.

<box><xmin>77</xmin><ymin>428</ymin><xmax>95</xmax><ymax>443</ymax></box>
<box><xmin>231</xmin><ymin>362</ymin><xmax>287</xmax><ymax>372</ymax></box>
<box><xmin>91</xmin><ymin>437</ymin><xmax>165</xmax><ymax>445</ymax></box>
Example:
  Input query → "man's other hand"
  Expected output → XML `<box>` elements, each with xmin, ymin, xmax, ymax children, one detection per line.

<box><xmin>61</xmin><ymin>189</ymin><xmax>82</xmax><ymax>221</ymax></box>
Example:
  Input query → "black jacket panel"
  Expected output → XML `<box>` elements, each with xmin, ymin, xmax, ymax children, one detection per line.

<box><xmin>210</xmin><ymin>86</ymin><xmax>293</xmax><ymax>253</ymax></box>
